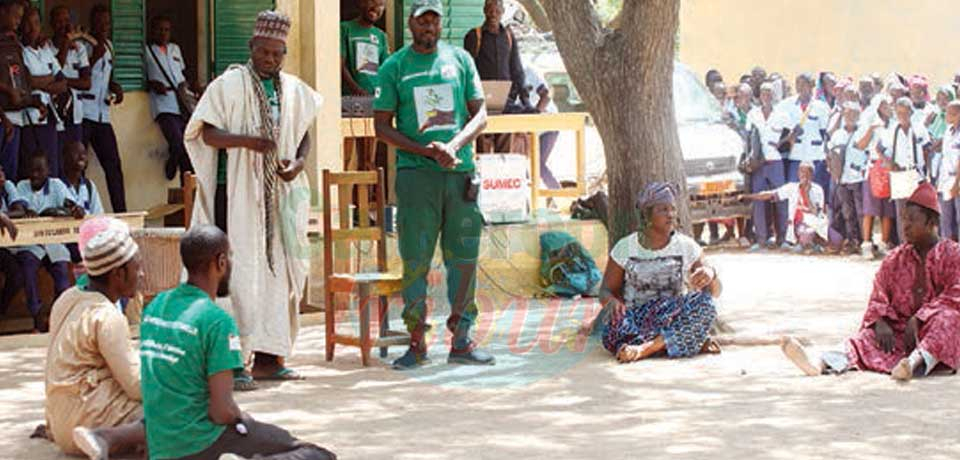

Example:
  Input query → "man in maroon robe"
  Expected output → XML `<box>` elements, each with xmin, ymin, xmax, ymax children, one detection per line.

<box><xmin>783</xmin><ymin>182</ymin><xmax>960</xmax><ymax>381</ymax></box>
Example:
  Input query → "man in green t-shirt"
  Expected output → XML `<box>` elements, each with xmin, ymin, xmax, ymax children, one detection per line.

<box><xmin>373</xmin><ymin>0</ymin><xmax>494</xmax><ymax>370</ymax></box>
<box><xmin>139</xmin><ymin>225</ymin><xmax>336</xmax><ymax>460</ymax></box>
<box><xmin>340</xmin><ymin>0</ymin><xmax>388</xmax><ymax>96</ymax></box>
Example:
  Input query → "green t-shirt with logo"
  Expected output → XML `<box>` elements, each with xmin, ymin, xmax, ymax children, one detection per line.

<box><xmin>340</xmin><ymin>19</ymin><xmax>389</xmax><ymax>95</ymax></box>
<box><xmin>374</xmin><ymin>41</ymin><xmax>484</xmax><ymax>172</ymax></box>
<box><xmin>216</xmin><ymin>78</ymin><xmax>280</xmax><ymax>185</ymax></box>
<box><xmin>140</xmin><ymin>283</ymin><xmax>244</xmax><ymax>460</ymax></box>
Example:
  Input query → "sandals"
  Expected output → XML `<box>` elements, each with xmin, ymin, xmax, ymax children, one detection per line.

<box><xmin>255</xmin><ymin>367</ymin><xmax>304</xmax><ymax>381</ymax></box>
<box><xmin>233</xmin><ymin>372</ymin><xmax>259</xmax><ymax>392</ymax></box>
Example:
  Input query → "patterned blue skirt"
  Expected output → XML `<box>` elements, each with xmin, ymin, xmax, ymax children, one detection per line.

<box><xmin>602</xmin><ymin>292</ymin><xmax>717</xmax><ymax>358</ymax></box>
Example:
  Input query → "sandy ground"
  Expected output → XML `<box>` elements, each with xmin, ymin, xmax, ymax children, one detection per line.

<box><xmin>3</xmin><ymin>251</ymin><xmax>960</xmax><ymax>460</ymax></box>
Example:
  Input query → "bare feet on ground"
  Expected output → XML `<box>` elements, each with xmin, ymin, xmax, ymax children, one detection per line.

<box><xmin>781</xmin><ymin>336</ymin><xmax>822</xmax><ymax>376</ymax></box>
<box><xmin>72</xmin><ymin>426</ymin><xmax>108</xmax><ymax>460</ymax></box>
<box><xmin>891</xmin><ymin>358</ymin><xmax>914</xmax><ymax>381</ymax></box>
<box><xmin>617</xmin><ymin>341</ymin><xmax>659</xmax><ymax>363</ymax></box>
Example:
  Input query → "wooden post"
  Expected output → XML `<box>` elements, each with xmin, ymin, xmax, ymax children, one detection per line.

<box><xmin>530</xmin><ymin>131</ymin><xmax>541</xmax><ymax>215</ymax></box>
<box><xmin>576</xmin><ymin>119</ymin><xmax>587</xmax><ymax>197</ymax></box>
<box><xmin>183</xmin><ymin>173</ymin><xmax>196</xmax><ymax>230</ymax></box>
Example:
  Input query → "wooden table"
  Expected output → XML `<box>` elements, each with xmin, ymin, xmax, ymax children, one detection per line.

<box><xmin>0</xmin><ymin>212</ymin><xmax>146</xmax><ymax>247</ymax></box>
<box><xmin>339</xmin><ymin>112</ymin><xmax>590</xmax><ymax>212</ymax></box>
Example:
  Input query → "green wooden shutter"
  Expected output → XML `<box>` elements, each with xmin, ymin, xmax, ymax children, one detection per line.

<box><xmin>111</xmin><ymin>0</ymin><xmax>146</xmax><ymax>91</ymax></box>
<box><xmin>29</xmin><ymin>0</ymin><xmax>43</xmax><ymax>15</ymax></box>
<box><xmin>400</xmin><ymin>0</ymin><xmax>486</xmax><ymax>48</ymax></box>
<box><xmin>212</xmin><ymin>0</ymin><xmax>275</xmax><ymax>76</ymax></box>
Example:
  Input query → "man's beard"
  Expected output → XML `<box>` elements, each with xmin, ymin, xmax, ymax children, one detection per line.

<box><xmin>414</xmin><ymin>36</ymin><xmax>436</xmax><ymax>49</ymax></box>
<box><xmin>216</xmin><ymin>276</ymin><xmax>231</xmax><ymax>297</ymax></box>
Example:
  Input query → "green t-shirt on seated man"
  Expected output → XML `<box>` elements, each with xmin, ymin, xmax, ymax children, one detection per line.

<box><xmin>373</xmin><ymin>41</ymin><xmax>484</xmax><ymax>173</ymax></box>
<box><xmin>140</xmin><ymin>283</ymin><xmax>244</xmax><ymax>460</ymax></box>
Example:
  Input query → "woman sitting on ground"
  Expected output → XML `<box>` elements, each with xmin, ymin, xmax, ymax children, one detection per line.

<box><xmin>582</xmin><ymin>182</ymin><xmax>723</xmax><ymax>363</ymax></box>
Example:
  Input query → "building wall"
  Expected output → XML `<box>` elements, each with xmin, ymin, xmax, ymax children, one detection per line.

<box><xmin>85</xmin><ymin>0</ymin><xmax>341</xmax><ymax>213</ymax></box>
<box><xmin>678</xmin><ymin>0</ymin><xmax>960</xmax><ymax>86</ymax></box>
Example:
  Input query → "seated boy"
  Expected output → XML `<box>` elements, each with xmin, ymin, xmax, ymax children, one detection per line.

<box><xmin>740</xmin><ymin>161</ymin><xmax>828</xmax><ymax>253</ymax></box>
<box><xmin>10</xmin><ymin>151</ymin><xmax>83</xmax><ymax>331</ymax></box>
<box><xmin>62</xmin><ymin>141</ymin><xmax>104</xmax><ymax>264</ymax></box>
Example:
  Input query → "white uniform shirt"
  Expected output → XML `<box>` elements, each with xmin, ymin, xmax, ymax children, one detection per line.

<box><xmin>44</xmin><ymin>41</ymin><xmax>89</xmax><ymax>127</ymax></box>
<box><xmin>878</xmin><ymin>123</ymin><xmax>931</xmax><ymax>173</ymax></box>
<box><xmin>21</xmin><ymin>44</ymin><xmax>62</xmax><ymax>125</ymax></box>
<box><xmin>775</xmin><ymin>182</ymin><xmax>825</xmax><ymax>243</ymax></box>
<box><xmin>11</xmin><ymin>178</ymin><xmax>71</xmax><ymax>263</ymax></box>
<box><xmin>0</xmin><ymin>180</ymin><xmax>23</xmax><ymax>212</ymax></box>
<box><xmin>144</xmin><ymin>43</ymin><xmax>187</xmax><ymax>118</ymax></box>
<box><xmin>772</xmin><ymin>96</ymin><xmax>831</xmax><ymax>162</ymax></box>
<box><xmin>65</xmin><ymin>176</ymin><xmax>104</xmax><ymax>214</ymax></box>
<box><xmin>828</xmin><ymin>125</ymin><xmax>870</xmax><ymax>184</ymax></box>
<box><xmin>81</xmin><ymin>40</ymin><xmax>113</xmax><ymax>123</ymax></box>
<box><xmin>939</xmin><ymin>125</ymin><xmax>960</xmax><ymax>197</ymax></box>
<box><xmin>522</xmin><ymin>64</ymin><xmax>557</xmax><ymax>114</ymax></box>
<box><xmin>746</xmin><ymin>106</ymin><xmax>781</xmax><ymax>161</ymax></box>
<box><xmin>912</xmin><ymin>102</ymin><xmax>937</xmax><ymax>131</ymax></box>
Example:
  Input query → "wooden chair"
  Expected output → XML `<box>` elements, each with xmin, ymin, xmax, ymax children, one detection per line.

<box><xmin>323</xmin><ymin>168</ymin><xmax>409</xmax><ymax>366</ymax></box>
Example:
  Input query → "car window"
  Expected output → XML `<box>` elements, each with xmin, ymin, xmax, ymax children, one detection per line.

<box><xmin>673</xmin><ymin>64</ymin><xmax>724</xmax><ymax>125</ymax></box>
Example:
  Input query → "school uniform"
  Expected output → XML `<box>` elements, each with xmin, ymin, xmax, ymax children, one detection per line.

<box><xmin>145</xmin><ymin>42</ymin><xmax>192</xmax><ymax>177</ymax></box>
<box><xmin>20</xmin><ymin>44</ymin><xmax>62</xmax><ymax>178</ymax></box>
<box><xmin>938</xmin><ymin>125</ymin><xmax>960</xmax><ymax>240</ymax></box>
<box><xmin>772</xmin><ymin>96</ymin><xmax>832</xmax><ymax>199</ymax></box>
<box><xmin>828</xmin><ymin>125</ymin><xmax>870</xmax><ymax>245</ymax></box>
<box><xmin>1</xmin><ymin>32</ymin><xmax>25</xmax><ymax>179</ymax></box>
<box><xmin>46</xmin><ymin>41</ymin><xmax>90</xmax><ymax>156</ymax></box>
<box><xmin>0</xmin><ymin>179</ymin><xmax>25</xmax><ymax>311</ymax></box>
<box><xmin>79</xmin><ymin>41</ymin><xmax>125</xmax><ymax>212</ymax></box>
<box><xmin>878</xmin><ymin>122</ymin><xmax>932</xmax><ymax>242</ymax></box>
<box><xmin>11</xmin><ymin>178</ymin><xmax>72</xmax><ymax>320</ymax></box>
<box><xmin>64</xmin><ymin>175</ymin><xmax>104</xmax><ymax>262</ymax></box>
<box><xmin>746</xmin><ymin>106</ymin><xmax>788</xmax><ymax>245</ymax></box>
<box><xmin>861</xmin><ymin>120</ymin><xmax>896</xmax><ymax>220</ymax></box>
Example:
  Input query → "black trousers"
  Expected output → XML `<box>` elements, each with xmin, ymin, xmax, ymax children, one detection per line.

<box><xmin>157</xmin><ymin>113</ymin><xmax>194</xmax><ymax>177</ymax></box>
<box><xmin>82</xmin><ymin>120</ymin><xmax>126</xmax><ymax>212</ymax></box>
<box><xmin>215</xmin><ymin>183</ymin><xmax>227</xmax><ymax>233</ymax></box>
<box><xmin>176</xmin><ymin>416</ymin><xmax>336</xmax><ymax>460</ymax></box>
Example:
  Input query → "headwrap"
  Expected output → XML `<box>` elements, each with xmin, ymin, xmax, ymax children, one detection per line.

<box><xmin>937</xmin><ymin>84</ymin><xmax>956</xmax><ymax>102</ymax></box>
<box><xmin>636</xmin><ymin>182</ymin><xmax>678</xmax><ymax>210</ymax></box>
<box><xmin>81</xmin><ymin>217</ymin><xmax>138</xmax><ymax>276</ymax></box>
<box><xmin>907</xmin><ymin>182</ymin><xmax>940</xmax><ymax>215</ymax></box>
<box><xmin>252</xmin><ymin>10</ymin><xmax>291</xmax><ymax>43</ymax></box>
<box><xmin>799</xmin><ymin>161</ymin><xmax>816</xmax><ymax>171</ymax></box>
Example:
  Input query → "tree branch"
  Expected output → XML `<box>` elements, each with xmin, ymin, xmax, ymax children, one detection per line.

<box><xmin>517</xmin><ymin>0</ymin><xmax>552</xmax><ymax>32</ymax></box>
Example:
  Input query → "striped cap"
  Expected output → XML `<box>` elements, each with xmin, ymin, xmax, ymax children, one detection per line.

<box><xmin>81</xmin><ymin>217</ymin><xmax>139</xmax><ymax>276</ymax></box>
<box><xmin>252</xmin><ymin>10</ymin><xmax>291</xmax><ymax>43</ymax></box>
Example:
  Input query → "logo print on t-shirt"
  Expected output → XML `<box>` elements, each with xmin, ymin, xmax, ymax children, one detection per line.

<box><xmin>414</xmin><ymin>84</ymin><xmax>455</xmax><ymax>133</ymax></box>
<box><xmin>355</xmin><ymin>42</ymin><xmax>379</xmax><ymax>75</ymax></box>
<box><xmin>228</xmin><ymin>334</ymin><xmax>241</xmax><ymax>351</ymax></box>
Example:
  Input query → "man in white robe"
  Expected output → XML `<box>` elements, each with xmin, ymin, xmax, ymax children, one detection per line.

<box><xmin>185</xmin><ymin>10</ymin><xmax>321</xmax><ymax>388</ymax></box>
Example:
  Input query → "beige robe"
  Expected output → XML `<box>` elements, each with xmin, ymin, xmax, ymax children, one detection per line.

<box><xmin>44</xmin><ymin>287</ymin><xmax>142</xmax><ymax>455</ymax></box>
<box><xmin>185</xmin><ymin>67</ymin><xmax>321</xmax><ymax>359</ymax></box>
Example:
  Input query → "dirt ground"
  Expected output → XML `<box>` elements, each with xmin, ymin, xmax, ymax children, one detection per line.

<box><xmin>3</xmin><ymin>251</ymin><xmax>960</xmax><ymax>460</ymax></box>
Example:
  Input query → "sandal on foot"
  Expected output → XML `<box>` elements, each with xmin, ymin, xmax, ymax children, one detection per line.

<box><xmin>257</xmin><ymin>367</ymin><xmax>304</xmax><ymax>381</ymax></box>
<box><xmin>233</xmin><ymin>373</ymin><xmax>259</xmax><ymax>392</ymax></box>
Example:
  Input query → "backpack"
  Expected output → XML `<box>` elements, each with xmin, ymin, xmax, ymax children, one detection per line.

<box><xmin>737</xmin><ymin>125</ymin><xmax>765</xmax><ymax>175</ymax></box>
<box><xmin>539</xmin><ymin>232</ymin><xmax>602</xmax><ymax>298</ymax></box>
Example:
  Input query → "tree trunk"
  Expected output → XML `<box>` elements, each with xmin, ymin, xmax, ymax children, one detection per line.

<box><xmin>539</xmin><ymin>0</ymin><xmax>687</xmax><ymax>248</ymax></box>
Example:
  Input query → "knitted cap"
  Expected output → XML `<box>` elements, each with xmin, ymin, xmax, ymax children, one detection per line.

<box><xmin>81</xmin><ymin>217</ymin><xmax>139</xmax><ymax>276</ymax></box>
<box><xmin>252</xmin><ymin>10</ymin><xmax>291</xmax><ymax>43</ymax></box>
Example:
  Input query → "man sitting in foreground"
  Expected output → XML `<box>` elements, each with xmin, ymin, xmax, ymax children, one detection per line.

<box><xmin>138</xmin><ymin>225</ymin><xmax>336</xmax><ymax>460</ymax></box>
<box><xmin>45</xmin><ymin>216</ymin><xmax>146</xmax><ymax>458</ymax></box>
<box><xmin>783</xmin><ymin>183</ymin><xmax>960</xmax><ymax>381</ymax></box>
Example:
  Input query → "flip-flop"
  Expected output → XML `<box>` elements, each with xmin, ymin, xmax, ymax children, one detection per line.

<box><xmin>233</xmin><ymin>373</ymin><xmax>259</xmax><ymax>392</ymax></box>
<box><xmin>256</xmin><ymin>367</ymin><xmax>304</xmax><ymax>381</ymax></box>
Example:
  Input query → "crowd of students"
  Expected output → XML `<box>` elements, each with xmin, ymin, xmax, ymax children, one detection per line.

<box><xmin>704</xmin><ymin>67</ymin><xmax>960</xmax><ymax>258</ymax></box>
<box><xmin>0</xmin><ymin>0</ymin><xmax>197</xmax><ymax>331</ymax></box>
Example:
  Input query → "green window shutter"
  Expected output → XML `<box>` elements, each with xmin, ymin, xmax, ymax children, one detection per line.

<box><xmin>111</xmin><ymin>0</ymin><xmax>146</xmax><ymax>91</ymax></box>
<box><xmin>212</xmin><ymin>0</ymin><xmax>275</xmax><ymax>76</ymax></box>
<box><xmin>29</xmin><ymin>0</ymin><xmax>44</xmax><ymax>16</ymax></box>
<box><xmin>400</xmin><ymin>0</ymin><xmax>486</xmax><ymax>48</ymax></box>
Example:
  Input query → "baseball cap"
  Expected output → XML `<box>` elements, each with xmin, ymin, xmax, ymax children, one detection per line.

<box><xmin>411</xmin><ymin>0</ymin><xmax>443</xmax><ymax>18</ymax></box>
